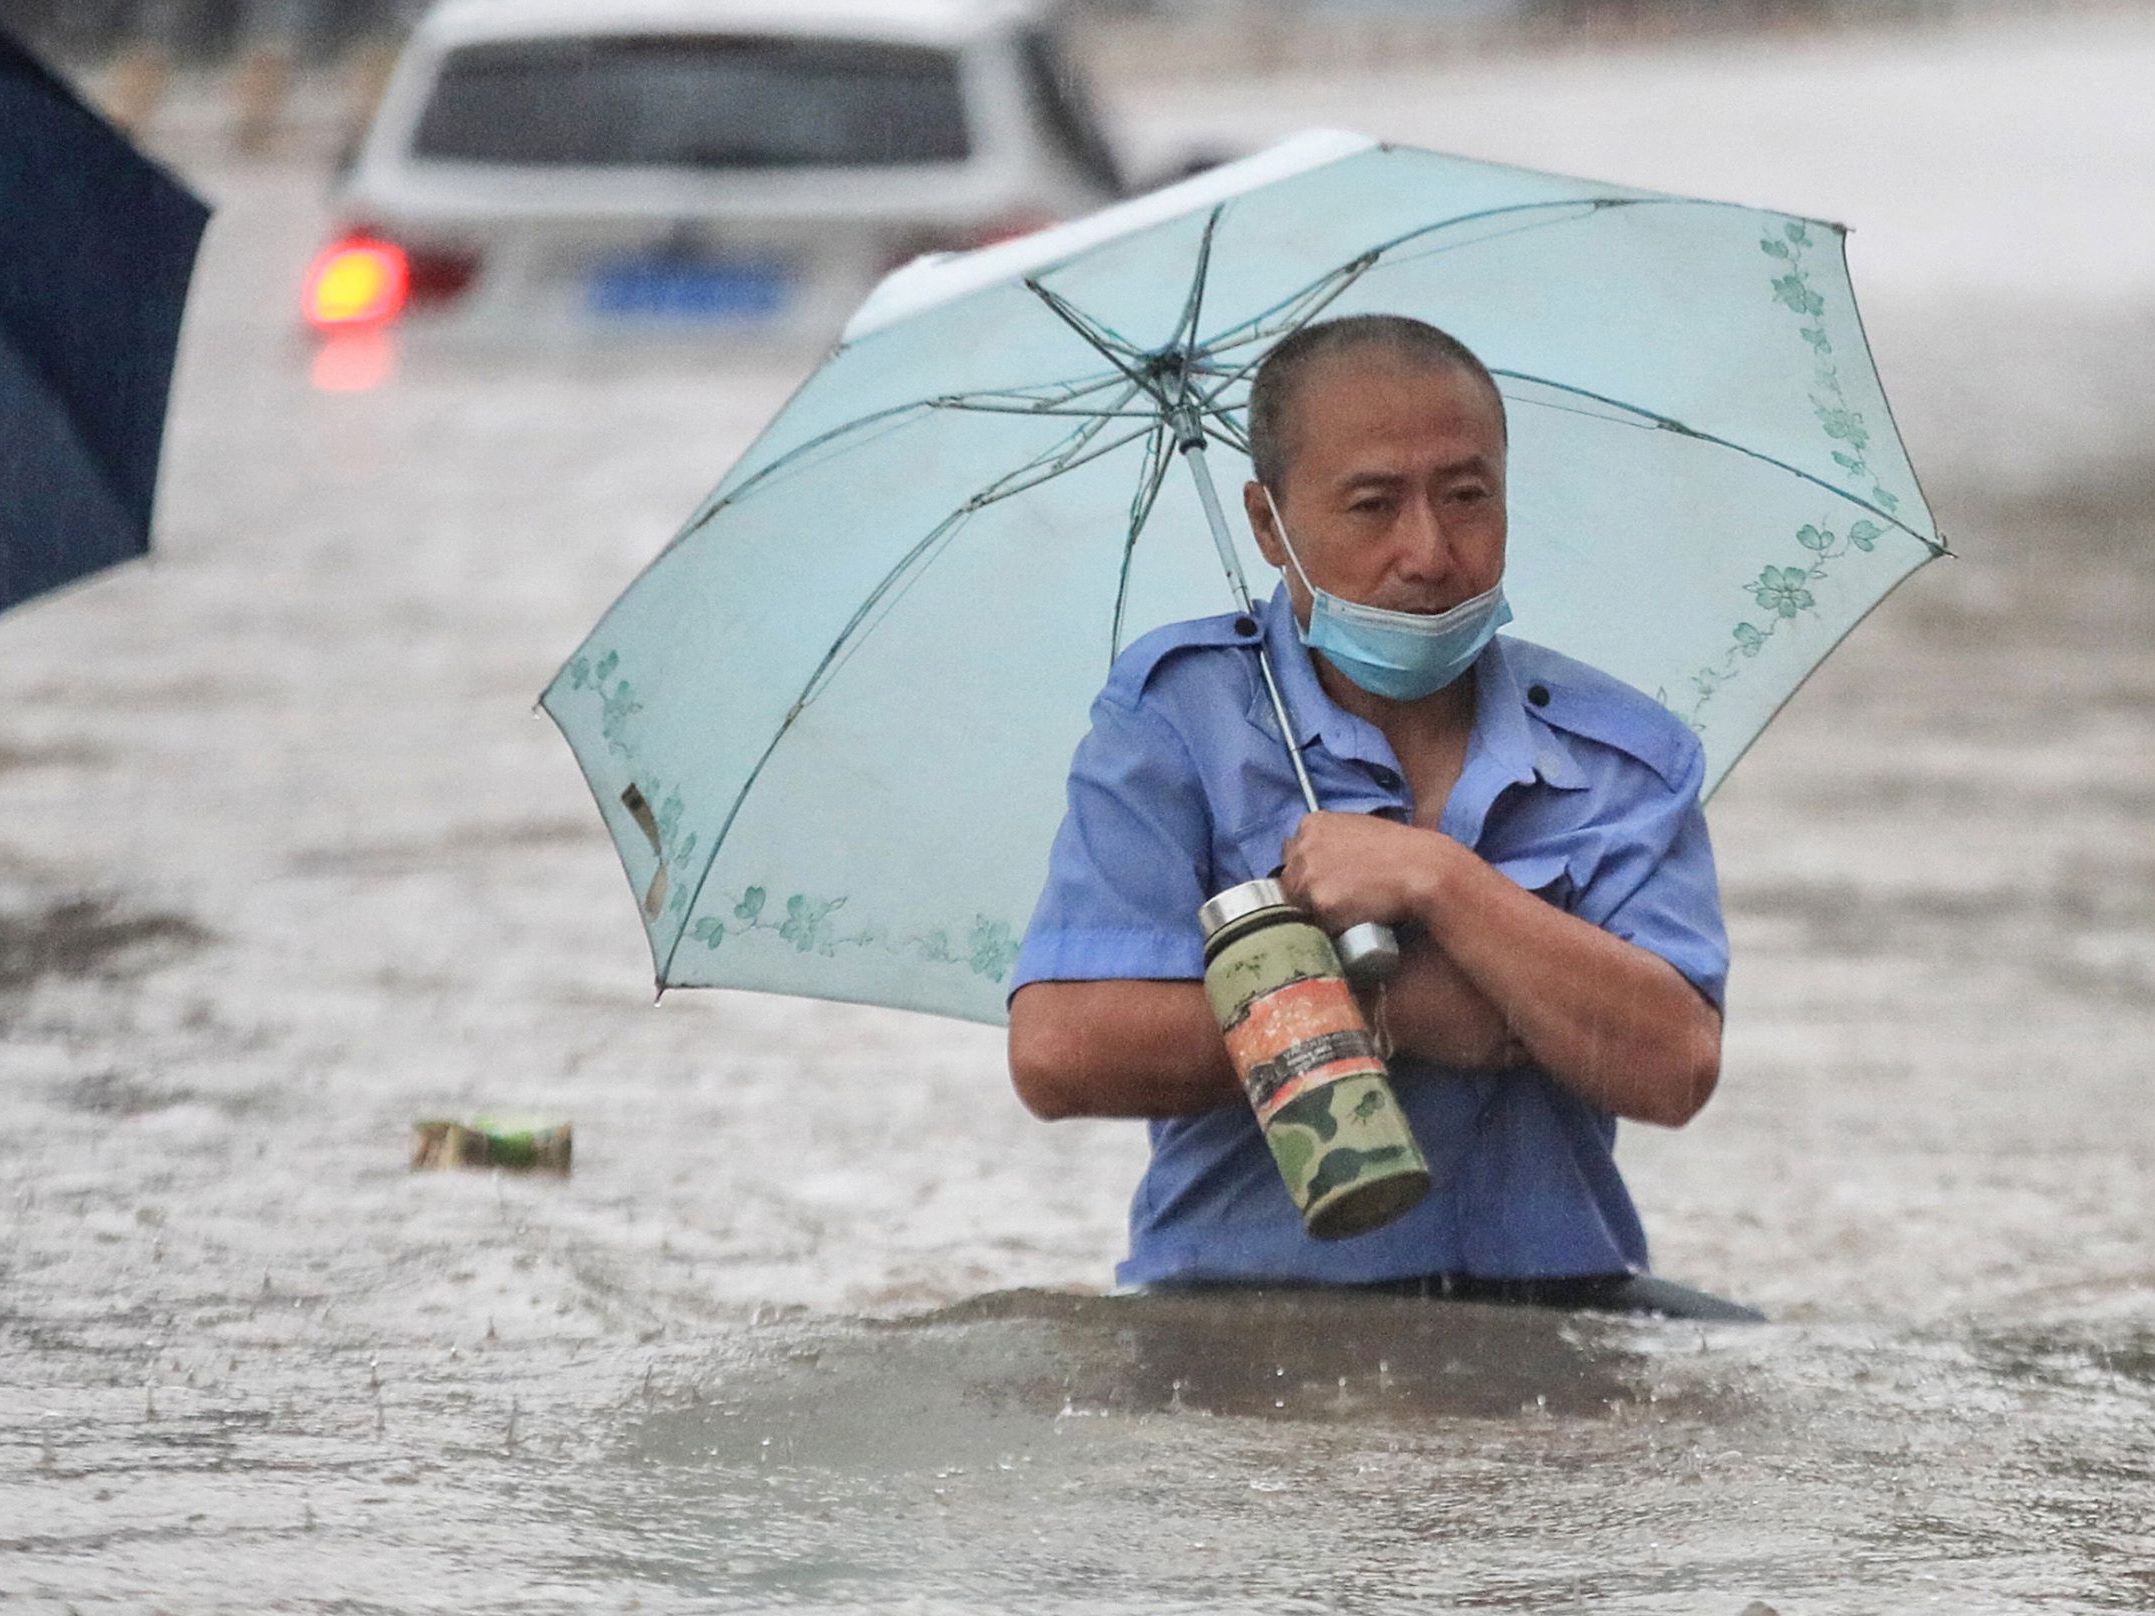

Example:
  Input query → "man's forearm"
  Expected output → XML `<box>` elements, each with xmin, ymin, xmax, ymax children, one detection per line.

<box><xmin>1409</xmin><ymin>841</ymin><xmax>1721</xmax><ymax>1127</ymax></box>
<box><xmin>1379</xmin><ymin>937</ymin><xmax>1522</xmax><ymax>1070</ymax></box>
<box><xmin>1007</xmin><ymin>979</ymin><xmax>1243</xmax><ymax>1120</ymax></box>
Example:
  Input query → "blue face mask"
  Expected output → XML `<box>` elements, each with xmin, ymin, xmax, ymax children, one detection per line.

<box><xmin>1263</xmin><ymin>486</ymin><xmax>1512</xmax><ymax>702</ymax></box>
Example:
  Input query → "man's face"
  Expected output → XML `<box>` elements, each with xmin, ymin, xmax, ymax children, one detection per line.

<box><xmin>1244</xmin><ymin>350</ymin><xmax>1508</xmax><ymax>624</ymax></box>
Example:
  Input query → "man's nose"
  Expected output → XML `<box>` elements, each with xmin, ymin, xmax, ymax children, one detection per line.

<box><xmin>1391</xmin><ymin>496</ymin><xmax>1457</xmax><ymax>583</ymax></box>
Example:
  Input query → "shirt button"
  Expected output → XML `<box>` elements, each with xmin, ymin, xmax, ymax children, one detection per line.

<box><xmin>1233</xmin><ymin>615</ymin><xmax>1259</xmax><ymax>637</ymax></box>
<box><xmin>1528</xmin><ymin>683</ymin><xmax>1551</xmax><ymax>707</ymax></box>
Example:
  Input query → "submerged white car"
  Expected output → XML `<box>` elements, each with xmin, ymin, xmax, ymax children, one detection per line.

<box><xmin>302</xmin><ymin>0</ymin><xmax>1128</xmax><ymax>343</ymax></box>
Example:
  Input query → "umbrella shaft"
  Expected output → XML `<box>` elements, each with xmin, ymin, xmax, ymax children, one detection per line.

<box><xmin>1178</xmin><ymin>434</ymin><xmax>1398</xmax><ymax>985</ymax></box>
<box><xmin>1177</xmin><ymin>436</ymin><xmax>1321</xmax><ymax>817</ymax></box>
<box><xmin>1175</xmin><ymin>433</ymin><xmax>1258</xmax><ymax>614</ymax></box>
<box><xmin>1253</xmin><ymin>633</ymin><xmax>1322</xmax><ymax>818</ymax></box>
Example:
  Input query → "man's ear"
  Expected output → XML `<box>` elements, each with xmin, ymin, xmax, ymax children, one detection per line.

<box><xmin>1244</xmin><ymin>480</ymin><xmax>1286</xmax><ymax>569</ymax></box>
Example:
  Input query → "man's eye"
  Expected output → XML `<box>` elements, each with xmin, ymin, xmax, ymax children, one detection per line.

<box><xmin>1449</xmin><ymin>486</ymin><xmax>1490</xmax><ymax>504</ymax></box>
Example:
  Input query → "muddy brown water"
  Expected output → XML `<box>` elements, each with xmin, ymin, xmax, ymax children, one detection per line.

<box><xmin>3</xmin><ymin>42</ymin><xmax>2153</xmax><ymax>1612</ymax></box>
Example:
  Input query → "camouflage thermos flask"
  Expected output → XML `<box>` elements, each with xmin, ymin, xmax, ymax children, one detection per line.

<box><xmin>1198</xmin><ymin>879</ymin><xmax>1431</xmax><ymax>1240</ymax></box>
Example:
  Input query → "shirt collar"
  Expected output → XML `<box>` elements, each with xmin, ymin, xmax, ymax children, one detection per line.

<box><xmin>1252</xmin><ymin>582</ymin><xmax>1585</xmax><ymax>824</ymax></box>
<box><xmin>1256</xmin><ymin>581</ymin><xmax>1402</xmax><ymax>775</ymax></box>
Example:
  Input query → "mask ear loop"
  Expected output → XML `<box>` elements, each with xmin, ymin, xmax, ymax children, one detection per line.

<box><xmin>1262</xmin><ymin>485</ymin><xmax>1321</xmax><ymax>599</ymax></box>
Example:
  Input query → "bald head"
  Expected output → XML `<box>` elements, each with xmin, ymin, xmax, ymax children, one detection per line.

<box><xmin>1246</xmin><ymin>315</ymin><xmax>1506</xmax><ymax>494</ymax></box>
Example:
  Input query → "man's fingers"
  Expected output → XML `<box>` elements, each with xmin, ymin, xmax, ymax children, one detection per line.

<box><xmin>1277</xmin><ymin>861</ymin><xmax>1323</xmax><ymax>919</ymax></box>
<box><xmin>1280</xmin><ymin>839</ymin><xmax>1357</xmax><ymax>929</ymax></box>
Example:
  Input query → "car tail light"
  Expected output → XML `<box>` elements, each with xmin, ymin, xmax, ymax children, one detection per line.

<box><xmin>303</xmin><ymin>233</ymin><xmax>479</xmax><ymax>329</ymax></box>
<box><xmin>304</xmin><ymin>237</ymin><xmax>408</xmax><ymax>328</ymax></box>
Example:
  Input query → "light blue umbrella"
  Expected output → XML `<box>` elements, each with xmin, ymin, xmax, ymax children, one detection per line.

<box><xmin>544</xmin><ymin>129</ymin><xmax>1941</xmax><ymax>1024</ymax></box>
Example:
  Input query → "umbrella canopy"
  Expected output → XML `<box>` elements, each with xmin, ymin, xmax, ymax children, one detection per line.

<box><xmin>545</xmin><ymin>129</ymin><xmax>1941</xmax><ymax>1024</ymax></box>
<box><xmin>0</xmin><ymin>31</ymin><xmax>209</xmax><ymax>613</ymax></box>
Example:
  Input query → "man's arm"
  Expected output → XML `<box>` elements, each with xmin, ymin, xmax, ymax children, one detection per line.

<box><xmin>1004</xmin><ymin>682</ymin><xmax>1236</xmax><ymax>1122</ymax></box>
<box><xmin>1004</xmin><ymin>658</ymin><xmax>1543</xmax><ymax>1123</ymax></box>
<box><xmin>1007</xmin><ymin>980</ymin><xmax>1236</xmax><ymax>1119</ymax></box>
<box><xmin>1280</xmin><ymin>813</ymin><xmax>1722</xmax><ymax>1128</ymax></box>
<box><xmin>1009</xmin><ymin>937</ymin><xmax>1524</xmax><ymax>1121</ymax></box>
<box><xmin>1379</xmin><ymin>938</ymin><xmax>1528</xmax><ymax>1070</ymax></box>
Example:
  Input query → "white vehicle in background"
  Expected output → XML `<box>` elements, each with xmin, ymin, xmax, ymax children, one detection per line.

<box><xmin>302</xmin><ymin>0</ymin><xmax>1129</xmax><ymax>344</ymax></box>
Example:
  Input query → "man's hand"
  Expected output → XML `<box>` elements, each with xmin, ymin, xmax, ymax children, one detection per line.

<box><xmin>1282</xmin><ymin>808</ymin><xmax>1721</xmax><ymax>1126</ymax></box>
<box><xmin>1279</xmin><ymin>814</ymin><xmax>1521</xmax><ymax>1071</ymax></box>
<box><xmin>1278</xmin><ymin>811</ymin><xmax>1444</xmax><ymax>932</ymax></box>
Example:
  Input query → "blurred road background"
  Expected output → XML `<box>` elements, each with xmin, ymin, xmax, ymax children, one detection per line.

<box><xmin>2</xmin><ymin>3</ymin><xmax>2150</xmax><ymax>1610</ymax></box>
<box><xmin>3</xmin><ymin>0</ymin><xmax>2138</xmax><ymax>161</ymax></box>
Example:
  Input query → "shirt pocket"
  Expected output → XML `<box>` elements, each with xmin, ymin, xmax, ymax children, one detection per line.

<box><xmin>1222</xmin><ymin>811</ymin><xmax>1297</xmax><ymax>886</ymax></box>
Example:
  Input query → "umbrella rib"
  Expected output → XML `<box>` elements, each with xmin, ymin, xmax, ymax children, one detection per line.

<box><xmin>1171</xmin><ymin>207</ymin><xmax>1226</xmax><ymax>357</ymax></box>
<box><xmin>1201</xmin><ymin>406</ymin><xmax>1253</xmax><ymax>455</ymax></box>
<box><xmin>1360</xmin><ymin>208</ymin><xmax>1620</xmax><ymax>280</ymax></box>
<box><xmin>1016</xmin><ymin>390</ymin><xmax>1140</xmax><ymax>477</ymax></box>
<box><xmin>1496</xmin><ymin>369</ymin><xmax>1944</xmax><ymax>552</ymax></box>
<box><xmin>1041</xmin><ymin>298</ymin><xmax>1155</xmax><ymax>362</ymax></box>
<box><xmin>943</xmin><ymin>370</ymin><xmax>1140</xmax><ymax>411</ymax></box>
<box><xmin>1108</xmin><ymin>422</ymin><xmax>1177</xmax><ymax>663</ymax></box>
<box><xmin>810</xmin><ymin>420</ymin><xmax>1160</xmax><ymax>702</ymax></box>
<box><xmin>1025</xmin><ymin>280</ymin><xmax>1168</xmax><ymax>404</ymax></box>
<box><xmin>1192</xmin><ymin>255</ymin><xmax>1379</xmax><ymax>370</ymax></box>
<box><xmin>1175</xmin><ymin>260</ymin><xmax>1384</xmax><ymax>440</ymax></box>
<box><xmin>1185</xmin><ymin>199</ymin><xmax>1711</xmax><ymax>400</ymax></box>
<box><xmin>821</xmin><ymin>418</ymin><xmax>1158</xmax><ymax>691</ymax></box>
<box><xmin>969</xmin><ymin>422</ymin><xmax>1160</xmax><ymax>509</ymax></box>
<box><xmin>700</xmin><ymin>400</ymin><xmax>940</xmax><ymax>517</ymax></box>
<box><xmin>1185</xmin><ymin>351</ymin><xmax>1263</xmax><ymax>419</ymax></box>
<box><xmin>930</xmin><ymin>403</ymin><xmax>1158</xmax><ymax>419</ymax></box>
<box><xmin>1196</xmin><ymin>197</ymin><xmax>1642</xmax><ymax>355</ymax></box>
<box><xmin>1032</xmin><ymin>371</ymin><xmax>1142</xmax><ymax>405</ymax></box>
<box><xmin>696</xmin><ymin>372</ymin><xmax>1142</xmax><ymax>523</ymax></box>
<box><xmin>931</xmin><ymin>378</ymin><xmax>1148</xmax><ymax>423</ymax></box>
<box><xmin>1028</xmin><ymin>217</ymin><xmax>1239</xmax><ymax>453</ymax></box>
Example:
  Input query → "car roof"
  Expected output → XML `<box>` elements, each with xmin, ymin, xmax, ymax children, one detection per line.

<box><xmin>415</xmin><ymin>0</ymin><xmax>1054</xmax><ymax>49</ymax></box>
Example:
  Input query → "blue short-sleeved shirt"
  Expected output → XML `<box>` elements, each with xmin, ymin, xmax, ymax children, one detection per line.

<box><xmin>1010</xmin><ymin>583</ymin><xmax>1729</xmax><ymax>1289</ymax></box>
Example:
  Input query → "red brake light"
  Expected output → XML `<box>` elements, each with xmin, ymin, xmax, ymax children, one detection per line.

<box><xmin>304</xmin><ymin>238</ymin><xmax>409</xmax><ymax>329</ymax></box>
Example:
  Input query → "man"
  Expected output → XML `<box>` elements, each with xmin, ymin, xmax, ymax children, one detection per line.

<box><xmin>1006</xmin><ymin>314</ymin><xmax>1751</xmax><ymax>1319</ymax></box>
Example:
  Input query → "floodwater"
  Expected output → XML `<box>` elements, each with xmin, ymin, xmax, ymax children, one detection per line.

<box><xmin>3</xmin><ymin>16</ymin><xmax>2151</xmax><ymax>1613</ymax></box>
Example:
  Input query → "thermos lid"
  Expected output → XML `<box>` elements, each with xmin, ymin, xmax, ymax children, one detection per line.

<box><xmin>1197</xmin><ymin>877</ymin><xmax>1291</xmax><ymax>939</ymax></box>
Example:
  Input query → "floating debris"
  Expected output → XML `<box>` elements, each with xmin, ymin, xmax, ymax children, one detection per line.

<box><xmin>410</xmin><ymin>1117</ymin><xmax>572</xmax><ymax>1175</ymax></box>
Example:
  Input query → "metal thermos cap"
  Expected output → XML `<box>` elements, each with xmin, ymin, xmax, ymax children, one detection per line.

<box><xmin>1197</xmin><ymin>878</ymin><xmax>1292</xmax><ymax>940</ymax></box>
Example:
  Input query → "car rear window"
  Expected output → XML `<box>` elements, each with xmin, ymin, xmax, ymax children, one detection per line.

<box><xmin>410</xmin><ymin>34</ymin><xmax>972</xmax><ymax>168</ymax></box>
